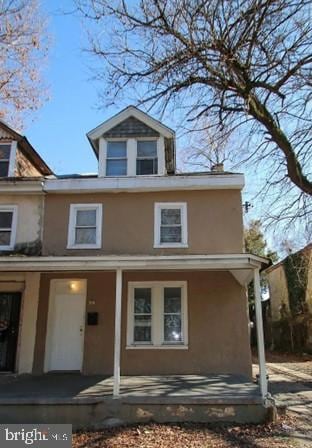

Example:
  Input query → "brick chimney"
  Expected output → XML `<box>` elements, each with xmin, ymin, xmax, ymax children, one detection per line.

<box><xmin>211</xmin><ymin>163</ymin><xmax>224</xmax><ymax>172</ymax></box>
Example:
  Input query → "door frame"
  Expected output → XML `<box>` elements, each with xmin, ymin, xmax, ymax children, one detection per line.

<box><xmin>0</xmin><ymin>291</ymin><xmax>22</xmax><ymax>372</ymax></box>
<box><xmin>44</xmin><ymin>279</ymin><xmax>87</xmax><ymax>373</ymax></box>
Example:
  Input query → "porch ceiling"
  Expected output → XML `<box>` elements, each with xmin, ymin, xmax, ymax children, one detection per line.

<box><xmin>0</xmin><ymin>254</ymin><xmax>269</xmax><ymax>274</ymax></box>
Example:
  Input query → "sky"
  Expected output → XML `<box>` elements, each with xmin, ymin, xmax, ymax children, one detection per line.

<box><xmin>25</xmin><ymin>0</ymin><xmax>180</xmax><ymax>175</ymax></box>
<box><xmin>25</xmin><ymin>0</ymin><xmax>111</xmax><ymax>175</ymax></box>
<box><xmin>22</xmin><ymin>0</ymin><xmax>303</xmax><ymax>255</ymax></box>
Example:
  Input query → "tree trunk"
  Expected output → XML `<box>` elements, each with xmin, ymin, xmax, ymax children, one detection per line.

<box><xmin>248</xmin><ymin>95</ymin><xmax>312</xmax><ymax>195</ymax></box>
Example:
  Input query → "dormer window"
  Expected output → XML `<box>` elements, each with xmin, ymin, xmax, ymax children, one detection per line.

<box><xmin>136</xmin><ymin>140</ymin><xmax>158</xmax><ymax>175</ymax></box>
<box><xmin>106</xmin><ymin>141</ymin><xmax>127</xmax><ymax>176</ymax></box>
<box><xmin>88</xmin><ymin>106</ymin><xmax>175</xmax><ymax>177</ymax></box>
<box><xmin>0</xmin><ymin>144</ymin><xmax>11</xmax><ymax>177</ymax></box>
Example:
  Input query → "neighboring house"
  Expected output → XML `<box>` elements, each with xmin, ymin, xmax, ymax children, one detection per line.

<box><xmin>266</xmin><ymin>243</ymin><xmax>312</xmax><ymax>352</ymax></box>
<box><xmin>0</xmin><ymin>107</ymin><xmax>269</xmax><ymax>401</ymax></box>
<box><xmin>0</xmin><ymin>120</ymin><xmax>52</xmax><ymax>373</ymax></box>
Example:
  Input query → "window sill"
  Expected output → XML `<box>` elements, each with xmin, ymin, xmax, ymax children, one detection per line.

<box><xmin>67</xmin><ymin>244</ymin><xmax>101</xmax><ymax>249</ymax></box>
<box><xmin>153</xmin><ymin>244</ymin><xmax>189</xmax><ymax>249</ymax></box>
<box><xmin>0</xmin><ymin>245</ymin><xmax>14</xmax><ymax>251</ymax></box>
<box><xmin>126</xmin><ymin>345</ymin><xmax>188</xmax><ymax>350</ymax></box>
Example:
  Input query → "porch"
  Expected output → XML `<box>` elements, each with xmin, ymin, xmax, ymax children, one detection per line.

<box><xmin>0</xmin><ymin>254</ymin><xmax>272</xmax><ymax>426</ymax></box>
<box><xmin>0</xmin><ymin>373</ymin><xmax>268</xmax><ymax>428</ymax></box>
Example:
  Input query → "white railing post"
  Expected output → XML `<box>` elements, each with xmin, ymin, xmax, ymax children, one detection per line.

<box><xmin>113</xmin><ymin>268</ymin><xmax>122</xmax><ymax>397</ymax></box>
<box><xmin>254</xmin><ymin>268</ymin><xmax>268</xmax><ymax>399</ymax></box>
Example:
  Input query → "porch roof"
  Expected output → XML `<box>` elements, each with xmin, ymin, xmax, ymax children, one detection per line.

<box><xmin>0</xmin><ymin>253</ymin><xmax>269</xmax><ymax>272</ymax></box>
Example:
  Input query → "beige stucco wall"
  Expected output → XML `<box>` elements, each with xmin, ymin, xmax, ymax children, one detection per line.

<box><xmin>42</xmin><ymin>190</ymin><xmax>243</xmax><ymax>256</ymax></box>
<box><xmin>33</xmin><ymin>270</ymin><xmax>252</xmax><ymax>378</ymax></box>
<box><xmin>0</xmin><ymin>194</ymin><xmax>43</xmax><ymax>247</ymax></box>
<box><xmin>267</xmin><ymin>266</ymin><xmax>290</xmax><ymax>321</ymax></box>
<box><xmin>17</xmin><ymin>273</ymin><xmax>41</xmax><ymax>373</ymax></box>
<box><xmin>0</xmin><ymin>273</ymin><xmax>40</xmax><ymax>373</ymax></box>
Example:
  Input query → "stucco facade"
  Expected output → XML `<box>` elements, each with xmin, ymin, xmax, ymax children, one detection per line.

<box><xmin>42</xmin><ymin>190</ymin><xmax>244</xmax><ymax>256</ymax></box>
<box><xmin>0</xmin><ymin>193</ymin><xmax>44</xmax><ymax>252</ymax></box>
<box><xmin>33</xmin><ymin>270</ymin><xmax>252</xmax><ymax>378</ymax></box>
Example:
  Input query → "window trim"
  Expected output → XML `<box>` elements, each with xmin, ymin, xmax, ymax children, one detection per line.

<box><xmin>67</xmin><ymin>203</ymin><xmax>102</xmax><ymax>249</ymax></box>
<box><xmin>98</xmin><ymin>136</ymin><xmax>166</xmax><ymax>177</ymax></box>
<box><xmin>127</xmin><ymin>281</ymin><xmax>188</xmax><ymax>349</ymax></box>
<box><xmin>0</xmin><ymin>205</ymin><xmax>18</xmax><ymax>250</ymax></box>
<box><xmin>154</xmin><ymin>202</ymin><xmax>188</xmax><ymax>248</ymax></box>
<box><xmin>0</xmin><ymin>141</ymin><xmax>17</xmax><ymax>177</ymax></box>
<box><xmin>136</xmin><ymin>139</ymin><xmax>158</xmax><ymax>176</ymax></box>
<box><xmin>106</xmin><ymin>140</ymin><xmax>128</xmax><ymax>177</ymax></box>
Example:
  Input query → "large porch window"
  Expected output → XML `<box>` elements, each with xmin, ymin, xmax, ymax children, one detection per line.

<box><xmin>127</xmin><ymin>281</ymin><xmax>188</xmax><ymax>348</ymax></box>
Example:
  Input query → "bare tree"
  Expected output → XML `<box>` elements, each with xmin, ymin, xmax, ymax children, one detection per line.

<box><xmin>0</xmin><ymin>0</ymin><xmax>48</xmax><ymax>127</ymax></box>
<box><xmin>77</xmin><ymin>0</ymin><xmax>312</xmax><ymax>227</ymax></box>
<box><xmin>180</xmin><ymin>125</ymin><xmax>231</xmax><ymax>171</ymax></box>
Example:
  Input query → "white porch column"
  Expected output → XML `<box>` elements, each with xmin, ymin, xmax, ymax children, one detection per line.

<box><xmin>113</xmin><ymin>268</ymin><xmax>123</xmax><ymax>397</ymax></box>
<box><xmin>254</xmin><ymin>268</ymin><xmax>268</xmax><ymax>399</ymax></box>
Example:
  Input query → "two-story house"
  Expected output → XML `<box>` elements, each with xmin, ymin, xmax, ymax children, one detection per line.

<box><xmin>0</xmin><ymin>107</ymin><xmax>270</xmax><ymax>424</ymax></box>
<box><xmin>0</xmin><ymin>120</ymin><xmax>52</xmax><ymax>373</ymax></box>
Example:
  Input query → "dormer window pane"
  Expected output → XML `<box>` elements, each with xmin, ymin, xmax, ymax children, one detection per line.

<box><xmin>0</xmin><ymin>144</ymin><xmax>11</xmax><ymax>177</ymax></box>
<box><xmin>137</xmin><ymin>141</ymin><xmax>157</xmax><ymax>175</ymax></box>
<box><xmin>106</xmin><ymin>141</ymin><xmax>127</xmax><ymax>176</ymax></box>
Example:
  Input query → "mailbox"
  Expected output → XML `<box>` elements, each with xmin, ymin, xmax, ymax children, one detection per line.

<box><xmin>87</xmin><ymin>312</ymin><xmax>98</xmax><ymax>326</ymax></box>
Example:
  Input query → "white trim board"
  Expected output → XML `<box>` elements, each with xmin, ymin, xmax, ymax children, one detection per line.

<box><xmin>8</xmin><ymin>141</ymin><xmax>17</xmax><ymax>177</ymax></box>
<box><xmin>0</xmin><ymin>253</ymin><xmax>270</xmax><ymax>272</ymax></box>
<box><xmin>0</xmin><ymin>181</ymin><xmax>44</xmax><ymax>194</ymax></box>
<box><xmin>44</xmin><ymin>174</ymin><xmax>245</xmax><ymax>193</ymax></box>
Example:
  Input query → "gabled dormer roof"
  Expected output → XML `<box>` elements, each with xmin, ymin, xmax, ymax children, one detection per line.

<box><xmin>87</xmin><ymin>105</ymin><xmax>176</xmax><ymax>175</ymax></box>
<box><xmin>87</xmin><ymin>105</ymin><xmax>175</xmax><ymax>142</ymax></box>
<box><xmin>0</xmin><ymin>120</ymin><xmax>53</xmax><ymax>176</ymax></box>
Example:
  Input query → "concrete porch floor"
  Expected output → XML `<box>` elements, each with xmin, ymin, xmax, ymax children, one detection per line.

<box><xmin>0</xmin><ymin>374</ymin><xmax>262</xmax><ymax>404</ymax></box>
<box><xmin>0</xmin><ymin>374</ymin><xmax>269</xmax><ymax>427</ymax></box>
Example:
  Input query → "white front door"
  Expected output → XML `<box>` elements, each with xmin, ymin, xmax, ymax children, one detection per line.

<box><xmin>45</xmin><ymin>279</ymin><xmax>87</xmax><ymax>372</ymax></box>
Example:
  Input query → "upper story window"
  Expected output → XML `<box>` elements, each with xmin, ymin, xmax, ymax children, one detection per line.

<box><xmin>127</xmin><ymin>281</ymin><xmax>188</xmax><ymax>348</ymax></box>
<box><xmin>67</xmin><ymin>204</ymin><xmax>102</xmax><ymax>249</ymax></box>
<box><xmin>0</xmin><ymin>144</ymin><xmax>12</xmax><ymax>177</ymax></box>
<box><xmin>106</xmin><ymin>141</ymin><xmax>127</xmax><ymax>176</ymax></box>
<box><xmin>136</xmin><ymin>140</ymin><xmax>158</xmax><ymax>175</ymax></box>
<box><xmin>154</xmin><ymin>202</ymin><xmax>188</xmax><ymax>248</ymax></box>
<box><xmin>0</xmin><ymin>206</ymin><xmax>17</xmax><ymax>250</ymax></box>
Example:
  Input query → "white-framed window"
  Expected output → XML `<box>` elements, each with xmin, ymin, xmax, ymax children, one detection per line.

<box><xmin>136</xmin><ymin>140</ymin><xmax>158</xmax><ymax>175</ymax></box>
<box><xmin>0</xmin><ymin>205</ymin><xmax>18</xmax><ymax>250</ymax></box>
<box><xmin>154</xmin><ymin>202</ymin><xmax>188</xmax><ymax>248</ymax></box>
<box><xmin>127</xmin><ymin>281</ymin><xmax>188</xmax><ymax>349</ymax></box>
<box><xmin>67</xmin><ymin>204</ymin><xmax>102</xmax><ymax>249</ymax></box>
<box><xmin>0</xmin><ymin>142</ymin><xmax>16</xmax><ymax>177</ymax></box>
<box><xmin>106</xmin><ymin>141</ymin><xmax>127</xmax><ymax>176</ymax></box>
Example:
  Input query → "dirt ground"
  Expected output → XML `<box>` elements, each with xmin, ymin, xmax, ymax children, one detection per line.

<box><xmin>73</xmin><ymin>353</ymin><xmax>312</xmax><ymax>448</ymax></box>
